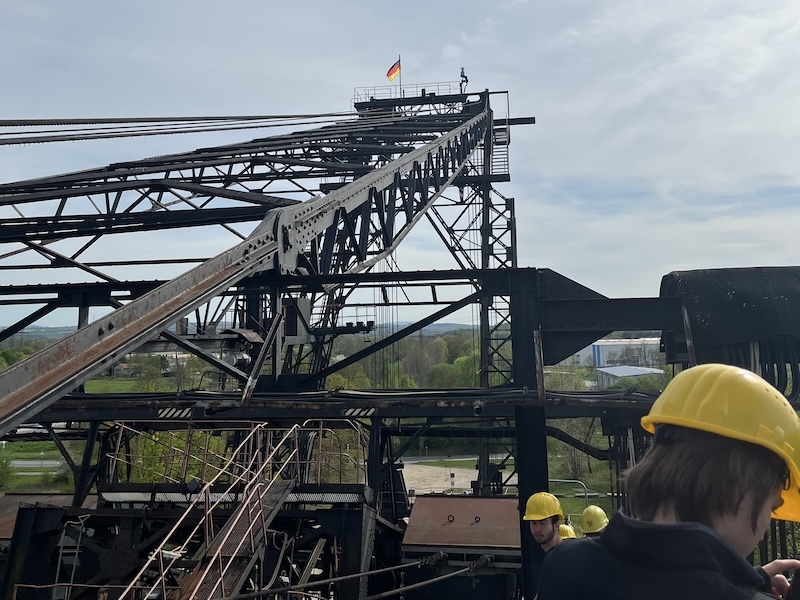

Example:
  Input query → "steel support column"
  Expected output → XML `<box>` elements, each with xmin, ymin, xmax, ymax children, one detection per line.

<box><xmin>511</xmin><ymin>271</ymin><xmax>549</xmax><ymax>600</ymax></box>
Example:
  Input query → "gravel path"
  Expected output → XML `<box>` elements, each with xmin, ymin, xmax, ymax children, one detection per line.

<box><xmin>402</xmin><ymin>463</ymin><xmax>518</xmax><ymax>495</ymax></box>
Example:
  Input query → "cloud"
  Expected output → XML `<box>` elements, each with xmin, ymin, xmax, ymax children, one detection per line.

<box><xmin>3</xmin><ymin>0</ymin><xmax>800</xmax><ymax>329</ymax></box>
<box><xmin>512</xmin><ymin>175</ymin><xmax>800</xmax><ymax>298</ymax></box>
<box><xmin>442</xmin><ymin>44</ymin><xmax>462</xmax><ymax>62</ymax></box>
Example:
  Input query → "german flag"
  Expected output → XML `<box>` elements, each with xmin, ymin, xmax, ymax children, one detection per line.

<box><xmin>386</xmin><ymin>59</ymin><xmax>401</xmax><ymax>81</ymax></box>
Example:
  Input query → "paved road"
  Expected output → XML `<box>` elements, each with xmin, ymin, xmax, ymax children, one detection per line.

<box><xmin>401</xmin><ymin>455</ymin><xmax>477</xmax><ymax>464</ymax></box>
<box><xmin>9</xmin><ymin>459</ymin><xmax>62</xmax><ymax>468</ymax></box>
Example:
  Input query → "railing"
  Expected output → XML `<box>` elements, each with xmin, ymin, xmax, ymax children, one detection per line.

<box><xmin>115</xmin><ymin>424</ymin><xmax>301</xmax><ymax>600</ymax></box>
<box><xmin>14</xmin><ymin>421</ymin><xmax>372</xmax><ymax>600</ymax></box>
<box><xmin>106</xmin><ymin>423</ymin><xmax>233</xmax><ymax>485</ymax></box>
<box><xmin>353</xmin><ymin>81</ymin><xmax>459</xmax><ymax>104</ymax></box>
<box><xmin>13</xmin><ymin>583</ymin><xmax>180</xmax><ymax>600</ymax></box>
<box><xmin>103</xmin><ymin>420</ymin><xmax>368</xmax><ymax>490</ymax></box>
<box><xmin>302</xmin><ymin>419</ymin><xmax>369</xmax><ymax>485</ymax></box>
<box><xmin>492</xmin><ymin>126</ymin><xmax>510</xmax><ymax>176</ymax></box>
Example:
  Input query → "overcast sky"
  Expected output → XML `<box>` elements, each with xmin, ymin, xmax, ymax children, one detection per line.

<box><xmin>2</xmin><ymin>0</ymin><xmax>800</xmax><ymax>326</ymax></box>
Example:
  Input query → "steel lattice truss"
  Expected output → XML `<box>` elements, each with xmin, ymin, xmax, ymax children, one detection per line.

<box><xmin>0</xmin><ymin>91</ymin><xmax>499</xmax><ymax>437</ymax></box>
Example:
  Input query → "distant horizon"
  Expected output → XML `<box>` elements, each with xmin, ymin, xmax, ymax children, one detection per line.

<box><xmin>2</xmin><ymin>322</ymin><xmax>661</xmax><ymax>341</ymax></box>
<box><xmin>0</xmin><ymin>321</ymin><xmax>481</xmax><ymax>337</ymax></box>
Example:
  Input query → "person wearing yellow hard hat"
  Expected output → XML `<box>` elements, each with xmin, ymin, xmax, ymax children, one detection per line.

<box><xmin>537</xmin><ymin>364</ymin><xmax>800</xmax><ymax>600</ymax></box>
<box><xmin>558</xmin><ymin>523</ymin><xmax>577</xmax><ymax>540</ymax></box>
<box><xmin>523</xmin><ymin>491</ymin><xmax>564</xmax><ymax>553</ymax></box>
<box><xmin>579</xmin><ymin>505</ymin><xmax>608</xmax><ymax>538</ymax></box>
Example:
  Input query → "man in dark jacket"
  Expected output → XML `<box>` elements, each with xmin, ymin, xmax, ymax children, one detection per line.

<box><xmin>538</xmin><ymin>364</ymin><xmax>800</xmax><ymax>599</ymax></box>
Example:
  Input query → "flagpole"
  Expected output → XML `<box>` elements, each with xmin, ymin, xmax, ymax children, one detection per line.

<box><xmin>398</xmin><ymin>54</ymin><xmax>402</xmax><ymax>99</ymax></box>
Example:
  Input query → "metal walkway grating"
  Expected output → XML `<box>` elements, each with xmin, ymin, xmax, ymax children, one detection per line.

<box><xmin>182</xmin><ymin>478</ymin><xmax>295</xmax><ymax>600</ymax></box>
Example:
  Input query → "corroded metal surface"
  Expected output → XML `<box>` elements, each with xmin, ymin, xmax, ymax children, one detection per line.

<box><xmin>0</xmin><ymin>110</ymin><xmax>489</xmax><ymax>438</ymax></box>
<box><xmin>402</xmin><ymin>495</ymin><xmax>520</xmax><ymax>549</ymax></box>
<box><xmin>0</xmin><ymin>493</ymin><xmax>95</xmax><ymax>539</ymax></box>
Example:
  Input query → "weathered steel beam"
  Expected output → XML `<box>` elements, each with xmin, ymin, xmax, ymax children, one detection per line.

<box><xmin>0</xmin><ymin>110</ymin><xmax>490</xmax><ymax>437</ymax></box>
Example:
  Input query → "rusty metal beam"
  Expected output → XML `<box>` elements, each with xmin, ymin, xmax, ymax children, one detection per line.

<box><xmin>0</xmin><ymin>109</ymin><xmax>490</xmax><ymax>437</ymax></box>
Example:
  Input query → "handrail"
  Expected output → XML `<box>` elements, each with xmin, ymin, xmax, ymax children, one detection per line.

<box><xmin>117</xmin><ymin>423</ymin><xmax>301</xmax><ymax>600</ymax></box>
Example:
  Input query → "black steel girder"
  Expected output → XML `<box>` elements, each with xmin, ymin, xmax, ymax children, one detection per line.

<box><xmin>0</xmin><ymin>106</ymin><xmax>491</xmax><ymax>437</ymax></box>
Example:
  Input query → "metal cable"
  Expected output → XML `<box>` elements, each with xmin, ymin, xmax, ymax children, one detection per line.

<box><xmin>219</xmin><ymin>552</ymin><xmax>447</xmax><ymax>600</ymax></box>
<box><xmin>363</xmin><ymin>554</ymin><xmax>494</xmax><ymax>600</ymax></box>
<box><xmin>263</xmin><ymin>533</ymin><xmax>293</xmax><ymax>590</ymax></box>
<box><xmin>0</xmin><ymin>109</ymin><xmax>442</xmax><ymax>146</ymax></box>
<box><xmin>0</xmin><ymin>112</ymin><xmax>355</xmax><ymax>127</ymax></box>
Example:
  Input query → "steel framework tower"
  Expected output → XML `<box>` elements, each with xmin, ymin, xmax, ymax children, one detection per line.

<box><xmin>0</xmin><ymin>85</ymin><xmax>555</xmax><ymax>600</ymax></box>
<box><xmin>0</xmin><ymin>87</ymin><xmax>512</xmax><ymax>433</ymax></box>
<box><xmin>9</xmin><ymin>83</ymin><xmax>774</xmax><ymax>600</ymax></box>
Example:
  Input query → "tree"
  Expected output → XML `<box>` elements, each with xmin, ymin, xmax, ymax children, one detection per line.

<box><xmin>427</xmin><ymin>363</ymin><xmax>462</xmax><ymax>388</ymax></box>
<box><xmin>0</xmin><ymin>348</ymin><xmax>25</xmax><ymax>366</ymax></box>
<box><xmin>551</xmin><ymin>417</ymin><xmax>601</xmax><ymax>479</ymax></box>
<box><xmin>441</xmin><ymin>331</ymin><xmax>476</xmax><ymax>363</ymax></box>
<box><xmin>401</xmin><ymin>335</ymin><xmax>448</xmax><ymax>387</ymax></box>
<box><xmin>0</xmin><ymin>457</ymin><xmax>10</xmax><ymax>490</ymax></box>
<box><xmin>609</xmin><ymin>373</ymin><xmax>670</xmax><ymax>391</ymax></box>
<box><xmin>453</xmin><ymin>352</ymin><xmax>480</xmax><ymax>387</ymax></box>
<box><xmin>128</xmin><ymin>353</ymin><xmax>166</xmax><ymax>392</ymax></box>
<box><xmin>326</xmin><ymin>373</ymin><xmax>349</xmax><ymax>389</ymax></box>
<box><xmin>324</xmin><ymin>364</ymin><xmax>381</xmax><ymax>390</ymax></box>
<box><xmin>544</xmin><ymin>367</ymin><xmax>592</xmax><ymax>390</ymax></box>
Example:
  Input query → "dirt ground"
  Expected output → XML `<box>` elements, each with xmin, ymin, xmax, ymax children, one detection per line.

<box><xmin>401</xmin><ymin>463</ymin><xmax>518</xmax><ymax>495</ymax></box>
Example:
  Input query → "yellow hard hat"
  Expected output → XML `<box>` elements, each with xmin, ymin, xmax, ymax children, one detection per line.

<box><xmin>523</xmin><ymin>492</ymin><xmax>564</xmax><ymax>521</ymax></box>
<box><xmin>558</xmin><ymin>523</ymin><xmax>577</xmax><ymax>539</ymax></box>
<box><xmin>641</xmin><ymin>363</ymin><xmax>800</xmax><ymax>522</ymax></box>
<box><xmin>580</xmin><ymin>505</ymin><xmax>609</xmax><ymax>534</ymax></box>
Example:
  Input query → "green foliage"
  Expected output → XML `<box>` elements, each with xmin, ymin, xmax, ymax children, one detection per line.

<box><xmin>330</xmin><ymin>328</ymin><xmax>480</xmax><ymax>390</ymax></box>
<box><xmin>0</xmin><ymin>457</ymin><xmax>10</xmax><ymax>490</ymax></box>
<box><xmin>85</xmin><ymin>378</ymin><xmax>140</xmax><ymax>393</ymax></box>
<box><xmin>1</xmin><ymin>440</ymin><xmax>61</xmax><ymax>458</ymax></box>
<box><xmin>0</xmin><ymin>439</ymin><xmax>73</xmax><ymax>493</ymax></box>
<box><xmin>453</xmin><ymin>352</ymin><xmax>479</xmax><ymax>386</ymax></box>
<box><xmin>128</xmin><ymin>353</ymin><xmax>168</xmax><ymax>392</ymax></box>
<box><xmin>119</xmin><ymin>430</ymin><xmax>229</xmax><ymax>484</ymax></box>
<box><xmin>544</xmin><ymin>366</ymin><xmax>594</xmax><ymax>390</ymax></box>
<box><xmin>427</xmin><ymin>363</ymin><xmax>461</xmax><ymax>388</ymax></box>
<box><xmin>401</xmin><ymin>335</ymin><xmax>447</xmax><ymax>387</ymax></box>
<box><xmin>608</xmin><ymin>373</ymin><xmax>671</xmax><ymax>391</ymax></box>
<box><xmin>0</xmin><ymin>335</ymin><xmax>51</xmax><ymax>372</ymax></box>
<box><xmin>440</xmin><ymin>330</ymin><xmax>476</xmax><ymax>363</ymax></box>
<box><xmin>337</xmin><ymin>363</ymin><xmax>372</xmax><ymax>388</ymax></box>
<box><xmin>551</xmin><ymin>417</ymin><xmax>603</xmax><ymax>479</ymax></box>
<box><xmin>326</xmin><ymin>373</ymin><xmax>348</xmax><ymax>389</ymax></box>
<box><xmin>170</xmin><ymin>355</ymin><xmax>208</xmax><ymax>391</ymax></box>
<box><xmin>606</xmin><ymin>344</ymin><xmax>664</xmax><ymax>368</ymax></box>
<box><xmin>0</xmin><ymin>349</ymin><xmax>26</xmax><ymax>369</ymax></box>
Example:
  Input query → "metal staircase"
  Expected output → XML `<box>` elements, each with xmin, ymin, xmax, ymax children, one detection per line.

<box><xmin>117</xmin><ymin>425</ymin><xmax>301</xmax><ymax>600</ymax></box>
<box><xmin>180</xmin><ymin>479</ymin><xmax>294</xmax><ymax>600</ymax></box>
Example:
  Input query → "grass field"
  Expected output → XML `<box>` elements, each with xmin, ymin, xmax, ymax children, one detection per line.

<box><xmin>1</xmin><ymin>439</ymin><xmax>74</xmax><ymax>493</ymax></box>
<box><xmin>418</xmin><ymin>446</ymin><xmax>617</xmax><ymax>527</ymax></box>
<box><xmin>2</xmin><ymin>393</ymin><xmax>620</xmax><ymax>524</ymax></box>
<box><xmin>84</xmin><ymin>378</ymin><xmax>140</xmax><ymax>393</ymax></box>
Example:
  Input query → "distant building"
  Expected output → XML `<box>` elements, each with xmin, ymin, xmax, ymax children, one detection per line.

<box><xmin>112</xmin><ymin>362</ymin><xmax>132</xmax><ymax>378</ymax></box>
<box><xmin>571</xmin><ymin>338</ymin><xmax>662</xmax><ymax>367</ymax></box>
<box><xmin>596</xmin><ymin>365</ymin><xmax>664</xmax><ymax>389</ymax></box>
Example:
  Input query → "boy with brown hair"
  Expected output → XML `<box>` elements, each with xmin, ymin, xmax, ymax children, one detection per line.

<box><xmin>538</xmin><ymin>364</ymin><xmax>800</xmax><ymax>599</ymax></box>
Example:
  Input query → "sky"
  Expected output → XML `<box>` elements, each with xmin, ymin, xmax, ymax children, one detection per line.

<box><xmin>3</xmin><ymin>0</ymin><xmax>800</xmax><ymax>327</ymax></box>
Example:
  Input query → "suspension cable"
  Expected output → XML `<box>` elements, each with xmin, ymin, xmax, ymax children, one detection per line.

<box><xmin>363</xmin><ymin>555</ymin><xmax>494</xmax><ymax>600</ymax></box>
<box><xmin>220</xmin><ymin>552</ymin><xmax>447</xmax><ymax>600</ymax></box>
<box><xmin>0</xmin><ymin>113</ymin><xmax>355</xmax><ymax>127</ymax></box>
<box><xmin>0</xmin><ymin>109</ymin><xmax>437</xmax><ymax>146</ymax></box>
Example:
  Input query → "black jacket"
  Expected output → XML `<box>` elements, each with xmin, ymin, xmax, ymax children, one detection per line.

<box><xmin>537</xmin><ymin>511</ymin><xmax>773</xmax><ymax>600</ymax></box>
